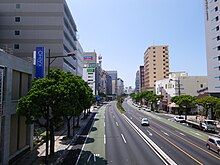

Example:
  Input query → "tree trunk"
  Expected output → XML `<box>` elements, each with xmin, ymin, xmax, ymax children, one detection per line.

<box><xmin>49</xmin><ymin>119</ymin><xmax>55</xmax><ymax>156</ymax></box>
<box><xmin>72</xmin><ymin>116</ymin><xmax>75</xmax><ymax>137</ymax></box>
<box><xmin>184</xmin><ymin>108</ymin><xmax>188</xmax><ymax>121</ymax></box>
<box><xmin>66</xmin><ymin>117</ymin><xmax>71</xmax><ymax>138</ymax></box>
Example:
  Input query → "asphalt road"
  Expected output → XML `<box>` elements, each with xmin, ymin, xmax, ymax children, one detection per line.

<box><xmin>124</xmin><ymin>99</ymin><xmax>220</xmax><ymax>165</ymax></box>
<box><xmin>63</xmin><ymin>100</ymin><xmax>220</xmax><ymax>165</ymax></box>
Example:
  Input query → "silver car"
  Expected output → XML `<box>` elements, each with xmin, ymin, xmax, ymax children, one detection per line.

<box><xmin>206</xmin><ymin>136</ymin><xmax>220</xmax><ymax>154</ymax></box>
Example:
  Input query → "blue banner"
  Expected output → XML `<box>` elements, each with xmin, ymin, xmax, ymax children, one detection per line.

<box><xmin>36</xmin><ymin>47</ymin><xmax>45</xmax><ymax>79</ymax></box>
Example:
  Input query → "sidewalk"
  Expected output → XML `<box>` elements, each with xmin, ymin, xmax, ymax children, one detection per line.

<box><xmin>14</xmin><ymin>107</ymin><xmax>97</xmax><ymax>165</ymax></box>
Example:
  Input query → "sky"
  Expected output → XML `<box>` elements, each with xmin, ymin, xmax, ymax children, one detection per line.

<box><xmin>66</xmin><ymin>0</ymin><xmax>207</xmax><ymax>88</ymax></box>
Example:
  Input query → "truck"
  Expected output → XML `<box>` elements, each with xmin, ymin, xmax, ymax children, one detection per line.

<box><xmin>186</xmin><ymin>118</ymin><xmax>216</xmax><ymax>132</ymax></box>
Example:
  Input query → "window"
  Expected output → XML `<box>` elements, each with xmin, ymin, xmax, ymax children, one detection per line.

<box><xmin>153</xmin><ymin>59</ymin><xmax>156</xmax><ymax>62</ymax></box>
<box><xmin>215</xmin><ymin>6</ymin><xmax>218</xmax><ymax>12</ymax></box>
<box><xmin>14</xmin><ymin>44</ymin><xmax>19</xmax><ymax>49</ymax></box>
<box><xmin>216</xmin><ymin>26</ymin><xmax>219</xmax><ymax>31</ymax></box>
<box><xmin>219</xmin><ymin>66</ymin><xmax>220</xmax><ymax>70</ymax></box>
<box><xmin>216</xmin><ymin>16</ymin><xmax>219</xmax><ymax>21</ymax></box>
<box><xmin>15</xmin><ymin>30</ymin><xmax>20</xmax><ymax>35</ymax></box>
<box><xmin>16</xmin><ymin>4</ymin><xmax>20</xmax><ymax>9</ymax></box>
<box><xmin>154</xmin><ymin>68</ymin><xmax>156</xmax><ymax>70</ymax></box>
<box><xmin>153</xmin><ymin>47</ymin><xmax>155</xmax><ymax>49</ymax></box>
<box><xmin>153</xmin><ymin>55</ymin><xmax>156</xmax><ymax>57</ymax></box>
<box><xmin>201</xmin><ymin>84</ymin><xmax>203</xmax><ymax>88</ymax></box>
<box><xmin>154</xmin><ymin>76</ymin><xmax>156</xmax><ymax>78</ymax></box>
<box><xmin>214</xmin><ymin>0</ymin><xmax>217</xmax><ymax>2</ymax></box>
<box><xmin>217</xmin><ymin>46</ymin><xmax>220</xmax><ymax>50</ymax></box>
<box><xmin>15</xmin><ymin>17</ymin><xmax>20</xmax><ymax>22</ymax></box>
<box><xmin>153</xmin><ymin>51</ymin><xmax>156</xmax><ymax>53</ymax></box>
<box><xmin>154</xmin><ymin>72</ymin><xmax>156</xmax><ymax>74</ymax></box>
<box><xmin>217</xmin><ymin>36</ymin><xmax>220</xmax><ymax>41</ymax></box>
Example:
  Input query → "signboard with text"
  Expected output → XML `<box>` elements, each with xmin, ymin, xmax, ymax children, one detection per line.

<box><xmin>84</xmin><ymin>56</ymin><xmax>93</xmax><ymax>60</ymax></box>
<box><xmin>88</xmin><ymin>63</ymin><xmax>96</xmax><ymax>68</ymax></box>
<box><xmin>36</xmin><ymin>47</ymin><xmax>45</xmax><ymax>79</ymax></box>
<box><xmin>87</xmin><ymin>68</ymin><xmax>95</xmax><ymax>72</ymax></box>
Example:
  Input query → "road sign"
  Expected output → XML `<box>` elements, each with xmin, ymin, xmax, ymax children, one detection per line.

<box><xmin>87</xmin><ymin>68</ymin><xmax>95</xmax><ymax>72</ymax></box>
<box><xmin>88</xmin><ymin>63</ymin><xmax>96</xmax><ymax>68</ymax></box>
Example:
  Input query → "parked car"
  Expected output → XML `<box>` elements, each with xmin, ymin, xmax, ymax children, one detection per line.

<box><xmin>201</xmin><ymin>120</ymin><xmax>216</xmax><ymax>132</ymax></box>
<box><xmin>206</xmin><ymin>136</ymin><xmax>220</xmax><ymax>154</ymax></box>
<box><xmin>143</xmin><ymin>107</ymin><xmax>151</xmax><ymax>112</ymax></box>
<box><xmin>141</xmin><ymin>118</ymin><xmax>150</xmax><ymax>126</ymax></box>
<box><xmin>174</xmin><ymin>116</ymin><xmax>185</xmax><ymax>123</ymax></box>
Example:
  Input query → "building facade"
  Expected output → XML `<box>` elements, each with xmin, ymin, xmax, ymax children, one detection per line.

<box><xmin>82</xmin><ymin>51</ymin><xmax>97</xmax><ymax>95</ymax></box>
<box><xmin>135</xmin><ymin>70</ymin><xmax>140</xmax><ymax>93</ymax></box>
<box><xmin>139</xmin><ymin>65</ymin><xmax>145</xmax><ymax>92</ymax></box>
<box><xmin>204</xmin><ymin>0</ymin><xmax>220</xmax><ymax>96</ymax></box>
<box><xmin>144</xmin><ymin>46</ymin><xmax>169</xmax><ymax>91</ymax></box>
<box><xmin>0</xmin><ymin>0</ymin><xmax>78</xmax><ymax>75</ymax></box>
<box><xmin>75</xmin><ymin>41</ymin><xmax>84</xmax><ymax>77</ymax></box>
<box><xmin>117</xmin><ymin>78</ymin><xmax>124</xmax><ymax>95</ymax></box>
<box><xmin>106</xmin><ymin>71</ymin><xmax>118</xmax><ymax>95</ymax></box>
<box><xmin>0</xmin><ymin>51</ymin><xmax>34</xmax><ymax>165</ymax></box>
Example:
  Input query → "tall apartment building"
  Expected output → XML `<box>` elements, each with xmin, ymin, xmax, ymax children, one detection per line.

<box><xmin>204</xmin><ymin>0</ymin><xmax>220</xmax><ymax>97</ymax></box>
<box><xmin>0</xmin><ymin>0</ymin><xmax>78</xmax><ymax>75</ymax></box>
<box><xmin>117</xmin><ymin>78</ymin><xmax>124</xmax><ymax>95</ymax></box>
<box><xmin>144</xmin><ymin>45</ymin><xmax>169</xmax><ymax>91</ymax></box>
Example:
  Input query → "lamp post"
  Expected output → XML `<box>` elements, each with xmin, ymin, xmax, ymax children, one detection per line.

<box><xmin>45</xmin><ymin>49</ymin><xmax>75</xmax><ymax>164</ymax></box>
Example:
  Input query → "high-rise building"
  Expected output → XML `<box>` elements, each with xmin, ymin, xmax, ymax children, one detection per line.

<box><xmin>144</xmin><ymin>45</ymin><xmax>169</xmax><ymax>91</ymax></box>
<box><xmin>0</xmin><ymin>0</ymin><xmax>78</xmax><ymax>75</ymax></box>
<box><xmin>204</xmin><ymin>0</ymin><xmax>220</xmax><ymax>97</ymax></box>
<box><xmin>135</xmin><ymin>70</ymin><xmax>140</xmax><ymax>93</ymax></box>
<box><xmin>117</xmin><ymin>78</ymin><xmax>124</xmax><ymax>95</ymax></box>
<box><xmin>140</xmin><ymin>65</ymin><xmax>145</xmax><ymax>92</ymax></box>
<box><xmin>106</xmin><ymin>71</ymin><xmax>118</xmax><ymax>95</ymax></box>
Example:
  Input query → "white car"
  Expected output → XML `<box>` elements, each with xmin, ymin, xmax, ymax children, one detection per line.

<box><xmin>141</xmin><ymin>118</ymin><xmax>150</xmax><ymax>126</ymax></box>
<box><xmin>174</xmin><ymin>116</ymin><xmax>185</xmax><ymax>123</ymax></box>
<box><xmin>143</xmin><ymin>107</ymin><xmax>151</xmax><ymax>112</ymax></box>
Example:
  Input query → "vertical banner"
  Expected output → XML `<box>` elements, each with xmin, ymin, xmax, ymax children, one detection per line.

<box><xmin>36</xmin><ymin>47</ymin><xmax>45</xmax><ymax>79</ymax></box>
<box><xmin>0</xmin><ymin>66</ymin><xmax>4</xmax><ymax>116</ymax></box>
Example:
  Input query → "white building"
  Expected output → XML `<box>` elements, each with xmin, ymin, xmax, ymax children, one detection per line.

<box><xmin>155</xmin><ymin>72</ymin><xmax>208</xmax><ymax>103</ymax></box>
<box><xmin>204</xmin><ymin>0</ymin><xmax>220</xmax><ymax>96</ymax></box>
<box><xmin>76</xmin><ymin>41</ymin><xmax>84</xmax><ymax>77</ymax></box>
<box><xmin>117</xmin><ymin>78</ymin><xmax>124</xmax><ymax>95</ymax></box>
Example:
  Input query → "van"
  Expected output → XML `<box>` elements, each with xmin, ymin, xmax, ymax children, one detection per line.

<box><xmin>206</xmin><ymin>136</ymin><xmax>220</xmax><ymax>154</ymax></box>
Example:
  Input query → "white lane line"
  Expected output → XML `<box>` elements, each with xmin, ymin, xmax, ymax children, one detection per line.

<box><xmin>104</xmin><ymin>121</ymin><xmax>105</xmax><ymax>127</ymax></box>
<box><xmin>190</xmin><ymin>131</ymin><xmax>201</xmax><ymax>136</ymax></box>
<box><xmin>175</xmin><ymin>130</ymin><xmax>185</xmax><ymax>136</ymax></box>
<box><xmin>116</xmin><ymin>122</ymin><xmax>119</xmax><ymax>127</ymax></box>
<box><xmin>104</xmin><ymin>134</ymin><xmax>106</xmax><ymax>144</ymax></box>
<box><xmin>93</xmin><ymin>154</ymin><xmax>96</xmax><ymax>162</ymax></box>
<box><xmin>147</xmin><ymin>130</ymin><xmax>153</xmax><ymax>136</ymax></box>
<box><xmin>87</xmin><ymin>154</ymin><xmax>92</xmax><ymax>163</ymax></box>
<box><xmin>161</xmin><ymin>130</ymin><xmax>169</xmax><ymax>136</ymax></box>
<box><xmin>121</xmin><ymin>134</ymin><xmax>127</xmax><ymax>143</ymax></box>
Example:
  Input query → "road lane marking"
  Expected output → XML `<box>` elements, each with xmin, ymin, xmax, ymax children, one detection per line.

<box><xmin>121</xmin><ymin>134</ymin><xmax>127</xmax><ymax>143</ymax></box>
<box><xmin>152</xmin><ymin>122</ymin><xmax>220</xmax><ymax>161</ymax></box>
<box><xmin>94</xmin><ymin>154</ymin><xmax>96</xmax><ymax>162</ymax></box>
<box><xmin>122</xmin><ymin>114</ymin><xmax>177</xmax><ymax>165</ymax></box>
<box><xmin>175</xmin><ymin>130</ymin><xmax>185</xmax><ymax>136</ymax></box>
<box><xmin>147</xmin><ymin>130</ymin><xmax>153</xmax><ymax>136</ymax></box>
<box><xmin>161</xmin><ymin>130</ymin><xmax>169</xmax><ymax>136</ymax></box>
<box><xmin>87</xmin><ymin>154</ymin><xmax>92</xmax><ymax>163</ymax></box>
<box><xmin>104</xmin><ymin>134</ymin><xmax>106</xmax><ymax>144</ymax></box>
<box><xmin>149</xmin><ymin>127</ymin><xmax>203</xmax><ymax>165</ymax></box>
<box><xmin>116</xmin><ymin>122</ymin><xmax>119</xmax><ymax>127</ymax></box>
<box><xmin>104</xmin><ymin>121</ymin><xmax>105</xmax><ymax>127</ymax></box>
<box><xmin>190</xmin><ymin>131</ymin><xmax>201</xmax><ymax>136</ymax></box>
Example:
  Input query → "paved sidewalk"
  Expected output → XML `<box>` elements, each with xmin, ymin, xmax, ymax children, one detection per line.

<box><xmin>14</xmin><ymin>108</ymin><xmax>97</xmax><ymax>165</ymax></box>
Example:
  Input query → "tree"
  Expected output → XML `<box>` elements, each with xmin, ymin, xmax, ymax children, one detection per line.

<box><xmin>196</xmin><ymin>96</ymin><xmax>219</xmax><ymax>119</ymax></box>
<box><xmin>171</xmin><ymin>95</ymin><xmax>195</xmax><ymax>120</ymax></box>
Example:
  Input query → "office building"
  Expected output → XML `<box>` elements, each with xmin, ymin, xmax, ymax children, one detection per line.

<box><xmin>106</xmin><ymin>71</ymin><xmax>118</xmax><ymax>95</ymax></box>
<box><xmin>0</xmin><ymin>51</ymin><xmax>34</xmax><ymax>165</ymax></box>
<box><xmin>135</xmin><ymin>70</ymin><xmax>140</xmax><ymax>93</ymax></box>
<box><xmin>140</xmin><ymin>65</ymin><xmax>145</xmax><ymax>92</ymax></box>
<box><xmin>144</xmin><ymin>45</ymin><xmax>169</xmax><ymax>91</ymax></box>
<box><xmin>204</xmin><ymin>0</ymin><xmax>220</xmax><ymax>97</ymax></box>
<box><xmin>0</xmin><ymin>0</ymin><xmax>78</xmax><ymax>75</ymax></box>
<box><xmin>117</xmin><ymin>78</ymin><xmax>124</xmax><ymax>95</ymax></box>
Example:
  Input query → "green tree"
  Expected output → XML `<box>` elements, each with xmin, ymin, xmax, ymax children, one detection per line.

<box><xmin>171</xmin><ymin>95</ymin><xmax>195</xmax><ymax>120</ymax></box>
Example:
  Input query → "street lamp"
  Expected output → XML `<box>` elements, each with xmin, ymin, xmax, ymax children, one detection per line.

<box><xmin>45</xmin><ymin>49</ymin><xmax>75</xmax><ymax>164</ymax></box>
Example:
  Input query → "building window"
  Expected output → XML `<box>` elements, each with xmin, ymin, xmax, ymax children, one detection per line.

<box><xmin>218</xmin><ymin>46</ymin><xmax>220</xmax><ymax>50</ymax></box>
<box><xmin>14</xmin><ymin>30</ymin><xmax>20</xmax><ymax>35</ymax></box>
<box><xmin>217</xmin><ymin>36</ymin><xmax>220</xmax><ymax>41</ymax></box>
<box><xmin>215</xmin><ymin>0</ymin><xmax>217</xmax><ymax>2</ymax></box>
<box><xmin>154</xmin><ymin>76</ymin><xmax>156</xmax><ymax>78</ymax></box>
<box><xmin>16</xmin><ymin>4</ymin><xmax>20</xmax><ymax>9</ymax></box>
<box><xmin>154</xmin><ymin>72</ymin><xmax>156</xmax><ymax>74</ymax></box>
<box><xmin>219</xmin><ymin>66</ymin><xmax>220</xmax><ymax>70</ymax></box>
<box><xmin>153</xmin><ymin>55</ymin><xmax>156</xmax><ymax>57</ymax></box>
<box><xmin>154</xmin><ymin>68</ymin><xmax>156</xmax><ymax>70</ymax></box>
<box><xmin>215</xmin><ymin>6</ymin><xmax>218</xmax><ymax>12</ymax></box>
<box><xmin>216</xmin><ymin>16</ymin><xmax>219</xmax><ymax>21</ymax></box>
<box><xmin>15</xmin><ymin>17</ymin><xmax>20</xmax><ymax>22</ymax></box>
<box><xmin>153</xmin><ymin>47</ymin><xmax>155</xmax><ymax>49</ymax></box>
<box><xmin>217</xmin><ymin>26</ymin><xmax>220</xmax><ymax>31</ymax></box>
<box><xmin>201</xmin><ymin>84</ymin><xmax>203</xmax><ymax>88</ymax></box>
<box><xmin>153</xmin><ymin>59</ymin><xmax>156</xmax><ymax>62</ymax></box>
<box><xmin>14</xmin><ymin>44</ymin><xmax>19</xmax><ymax>49</ymax></box>
<box><xmin>153</xmin><ymin>51</ymin><xmax>156</xmax><ymax>53</ymax></box>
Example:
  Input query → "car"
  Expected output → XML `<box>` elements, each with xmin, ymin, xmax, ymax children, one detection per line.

<box><xmin>206</xmin><ymin>136</ymin><xmax>220</xmax><ymax>154</ymax></box>
<box><xmin>174</xmin><ymin>116</ymin><xmax>185</xmax><ymax>123</ymax></box>
<box><xmin>143</xmin><ymin>107</ymin><xmax>151</xmax><ymax>112</ymax></box>
<box><xmin>141</xmin><ymin>118</ymin><xmax>150</xmax><ymax>126</ymax></box>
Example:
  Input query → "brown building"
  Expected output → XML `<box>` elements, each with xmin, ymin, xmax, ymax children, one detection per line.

<box><xmin>144</xmin><ymin>45</ymin><xmax>169</xmax><ymax>91</ymax></box>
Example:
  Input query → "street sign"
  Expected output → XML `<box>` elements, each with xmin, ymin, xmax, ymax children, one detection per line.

<box><xmin>36</xmin><ymin>47</ymin><xmax>45</xmax><ymax>79</ymax></box>
<box><xmin>96</xmin><ymin>95</ymin><xmax>100</xmax><ymax>101</ymax></box>
<box><xmin>87</xmin><ymin>68</ymin><xmax>95</xmax><ymax>72</ymax></box>
<box><xmin>88</xmin><ymin>63</ymin><xmax>96</xmax><ymax>68</ymax></box>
